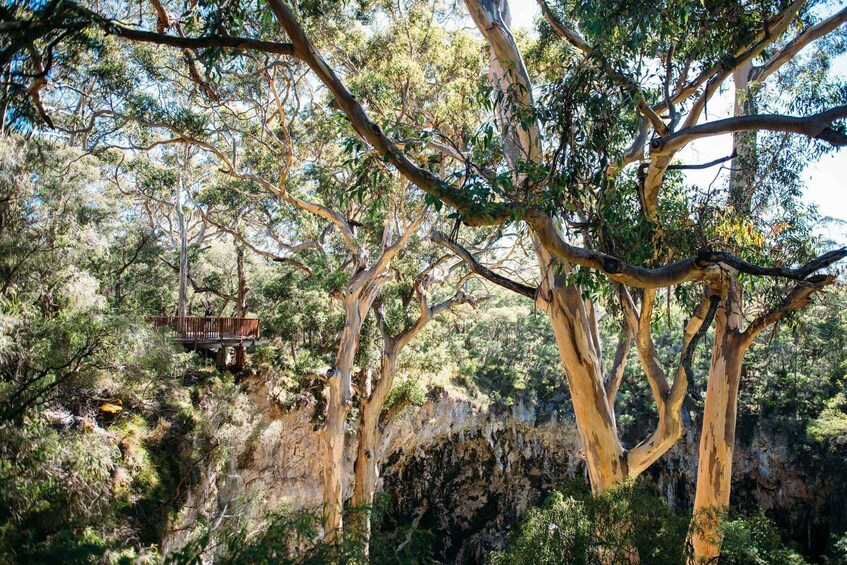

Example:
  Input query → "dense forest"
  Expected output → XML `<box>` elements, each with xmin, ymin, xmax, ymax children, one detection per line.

<box><xmin>1</xmin><ymin>0</ymin><xmax>846</xmax><ymax>563</ymax></box>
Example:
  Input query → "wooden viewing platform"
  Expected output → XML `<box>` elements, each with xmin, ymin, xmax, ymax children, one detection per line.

<box><xmin>148</xmin><ymin>317</ymin><xmax>261</xmax><ymax>371</ymax></box>
<box><xmin>149</xmin><ymin>316</ymin><xmax>261</xmax><ymax>344</ymax></box>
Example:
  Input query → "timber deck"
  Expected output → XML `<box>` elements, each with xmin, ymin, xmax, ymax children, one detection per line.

<box><xmin>148</xmin><ymin>316</ymin><xmax>261</xmax><ymax>347</ymax></box>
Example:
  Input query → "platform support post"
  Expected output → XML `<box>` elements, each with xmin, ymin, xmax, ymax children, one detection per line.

<box><xmin>216</xmin><ymin>345</ymin><xmax>230</xmax><ymax>368</ymax></box>
<box><xmin>234</xmin><ymin>344</ymin><xmax>247</xmax><ymax>370</ymax></box>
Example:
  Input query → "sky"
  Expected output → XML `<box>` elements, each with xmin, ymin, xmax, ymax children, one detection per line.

<box><xmin>508</xmin><ymin>2</ymin><xmax>847</xmax><ymax>243</ymax></box>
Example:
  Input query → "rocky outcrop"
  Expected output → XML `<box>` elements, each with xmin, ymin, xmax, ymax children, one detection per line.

<box><xmin>380</xmin><ymin>391</ymin><xmax>585</xmax><ymax>562</ymax></box>
<box><xmin>164</xmin><ymin>376</ymin><xmax>839</xmax><ymax>562</ymax></box>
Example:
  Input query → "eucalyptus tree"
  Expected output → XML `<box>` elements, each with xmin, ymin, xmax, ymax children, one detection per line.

<box><xmin>5</xmin><ymin>0</ymin><xmax>847</xmax><ymax>560</ymax></box>
<box><xmin>107</xmin><ymin>148</ymin><xmax>216</xmax><ymax>317</ymax></box>
<box><xmin>351</xmin><ymin>245</ymin><xmax>488</xmax><ymax>554</ymax></box>
<box><xmin>686</xmin><ymin>9</ymin><xmax>847</xmax><ymax>557</ymax></box>
<box><xmin>1</xmin><ymin>0</ymin><xmax>488</xmax><ymax>542</ymax></box>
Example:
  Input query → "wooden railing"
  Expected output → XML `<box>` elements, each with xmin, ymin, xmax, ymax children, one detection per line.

<box><xmin>149</xmin><ymin>316</ymin><xmax>260</xmax><ymax>341</ymax></box>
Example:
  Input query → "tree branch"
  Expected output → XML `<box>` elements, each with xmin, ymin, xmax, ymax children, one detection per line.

<box><xmin>741</xmin><ymin>275</ymin><xmax>836</xmax><ymax>348</ymax></box>
<box><xmin>667</xmin><ymin>150</ymin><xmax>737</xmax><ymax>171</ymax></box>
<box><xmin>751</xmin><ymin>6</ymin><xmax>847</xmax><ymax>83</ymax></box>
<box><xmin>264</xmin><ymin>0</ymin><xmax>516</xmax><ymax>227</ymax></box>
<box><xmin>161</xmin><ymin>257</ymin><xmax>238</xmax><ymax>303</ymax></box>
<box><xmin>626</xmin><ymin>290</ymin><xmax>715</xmax><ymax>476</ymax></box>
<box><xmin>640</xmin><ymin>0</ymin><xmax>806</xmax><ymax>216</ymax></box>
<box><xmin>527</xmin><ymin>210</ymin><xmax>847</xmax><ymax>288</ymax></box>
<box><xmin>198</xmin><ymin>208</ymin><xmax>317</xmax><ymax>274</ymax></box>
<box><xmin>652</xmin><ymin>105</ymin><xmax>847</xmax><ymax>154</ymax></box>
<box><xmin>431</xmin><ymin>231</ymin><xmax>536</xmax><ymax>300</ymax></box>
<box><xmin>91</xmin><ymin>11</ymin><xmax>300</xmax><ymax>58</ymax></box>
<box><xmin>604</xmin><ymin>323</ymin><xmax>631</xmax><ymax>412</ymax></box>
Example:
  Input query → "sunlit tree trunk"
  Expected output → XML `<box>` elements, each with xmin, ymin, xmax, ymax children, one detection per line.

<box><xmin>689</xmin><ymin>275</ymin><xmax>744</xmax><ymax>562</ymax></box>
<box><xmin>689</xmin><ymin>272</ymin><xmax>833</xmax><ymax>563</ymax></box>
<box><xmin>537</xmin><ymin>250</ymin><xmax>628</xmax><ymax>491</ymax></box>
<box><xmin>691</xmin><ymin>69</ymin><xmax>757</xmax><ymax>558</ymax></box>
<box><xmin>323</xmin><ymin>291</ymin><xmax>367</xmax><ymax>542</ymax></box>
<box><xmin>175</xmin><ymin>174</ymin><xmax>188</xmax><ymax>318</ymax></box>
<box><xmin>321</xmin><ymin>212</ymin><xmax>426</xmax><ymax>542</ymax></box>
<box><xmin>466</xmin><ymin>0</ymin><xmax>657</xmax><ymax>497</ymax></box>
<box><xmin>466</xmin><ymin>0</ymin><xmax>634</xmax><ymax>495</ymax></box>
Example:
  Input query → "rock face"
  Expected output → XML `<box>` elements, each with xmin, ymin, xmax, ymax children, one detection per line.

<box><xmin>380</xmin><ymin>391</ymin><xmax>585</xmax><ymax>562</ymax></box>
<box><xmin>165</xmin><ymin>379</ymin><xmax>840</xmax><ymax>563</ymax></box>
<box><xmin>163</xmin><ymin>376</ymin><xmax>357</xmax><ymax>554</ymax></box>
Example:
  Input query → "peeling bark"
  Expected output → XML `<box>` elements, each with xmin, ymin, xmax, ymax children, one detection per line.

<box><xmin>323</xmin><ymin>293</ymin><xmax>366</xmax><ymax>542</ymax></box>
<box><xmin>689</xmin><ymin>273</ymin><xmax>834</xmax><ymax>562</ymax></box>
<box><xmin>690</xmin><ymin>275</ymin><xmax>744</xmax><ymax>563</ymax></box>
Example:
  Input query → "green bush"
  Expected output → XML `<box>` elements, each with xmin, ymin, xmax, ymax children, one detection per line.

<box><xmin>489</xmin><ymin>481</ymin><xmax>689</xmax><ymax>565</ymax></box>
<box><xmin>720</xmin><ymin>511</ymin><xmax>806</xmax><ymax>564</ymax></box>
<box><xmin>490</xmin><ymin>483</ymin><xmax>814</xmax><ymax>565</ymax></box>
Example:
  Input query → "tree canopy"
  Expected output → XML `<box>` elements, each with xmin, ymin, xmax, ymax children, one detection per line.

<box><xmin>1</xmin><ymin>0</ymin><xmax>846</xmax><ymax>562</ymax></box>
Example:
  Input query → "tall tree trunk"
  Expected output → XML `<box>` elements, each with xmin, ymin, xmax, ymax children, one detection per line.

<box><xmin>548</xmin><ymin>287</ymin><xmax>627</xmax><ymax>490</ymax></box>
<box><xmin>235</xmin><ymin>244</ymin><xmax>247</xmax><ymax>318</ymax></box>
<box><xmin>688</xmin><ymin>273</ymin><xmax>833</xmax><ymax>563</ymax></box>
<box><xmin>323</xmin><ymin>293</ymin><xmax>363</xmax><ymax>542</ymax></box>
<box><xmin>465</xmin><ymin>0</ymin><xmax>635</xmax><ymax>492</ymax></box>
<box><xmin>691</xmin><ymin>67</ymin><xmax>756</xmax><ymax>560</ymax></box>
<box><xmin>0</xmin><ymin>67</ymin><xmax>9</xmax><ymax>135</ymax></box>
<box><xmin>348</xmin><ymin>286</ymin><xmax>466</xmax><ymax>556</ymax></box>
<box><xmin>536</xmin><ymin>246</ymin><xmax>627</xmax><ymax>492</ymax></box>
<box><xmin>351</xmin><ymin>398</ymin><xmax>379</xmax><ymax>546</ymax></box>
<box><xmin>233</xmin><ymin>246</ymin><xmax>249</xmax><ymax>369</ymax></box>
<box><xmin>689</xmin><ymin>275</ymin><xmax>744</xmax><ymax>563</ymax></box>
<box><xmin>689</xmin><ymin>63</ymin><xmax>758</xmax><ymax>563</ymax></box>
<box><xmin>351</xmin><ymin>353</ymin><xmax>395</xmax><ymax>556</ymax></box>
<box><xmin>176</xmin><ymin>177</ymin><xmax>188</xmax><ymax>318</ymax></box>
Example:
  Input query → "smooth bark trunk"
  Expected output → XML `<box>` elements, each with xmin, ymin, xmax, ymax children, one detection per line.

<box><xmin>349</xmin><ymin>284</ymin><xmax>466</xmax><ymax>556</ymax></box>
<box><xmin>351</xmin><ymin>406</ymin><xmax>379</xmax><ymax>540</ymax></box>
<box><xmin>350</xmin><ymin>355</ymin><xmax>395</xmax><ymax>555</ymax></box>
<box><xmin>689</xmin><ymin>277</ymin><xmax>744</xmax><ymax>563</ymax></box>
<box><xmin>547</xmin><ymin>289</ymin><xmax>628</xmax><ymax>490</ymax></box>
<box><xmin>536</xmin><ymin>244</ymin><xmax>627</xmax><ymax>492</ymax></box>
<box><xmin>176</xmin><ymin>180</ymin><xmax>188</xmax><ymax>318</ymax></box>
<box><xmin>323</xmin><ymin>295</ymin><xmax>363</xmax><ymax>542</ymax></box>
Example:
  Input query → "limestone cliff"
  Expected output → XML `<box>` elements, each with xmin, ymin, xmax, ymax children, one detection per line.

<box><xmin>164</xmin><ymin>375</ymin><xmax>841</xmax><ymax>562</ymax></box>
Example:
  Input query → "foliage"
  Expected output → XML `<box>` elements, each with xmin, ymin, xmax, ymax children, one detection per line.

<box><xmin>720</xmin><ymin>511</ymin><xmax>807</xmax><ymax>565</ymax></box>
<box><xmin>492</xmin><ymin>485</ymin><xmax>817</xmax><ymax>565</ymax></box>
<box><xmin>806</xmin><ymin>393</ymin><xmax>847</xmax><ymax>450</ymax></box>
<box><xmin>165</xmin><ymin>508</ymin><xmax>363</xmax><ymax>564</ymax></box>
<box><xmin>489</xmin><ymin>481</ymin><xmax>690</xmax><ymax>565</ymax></box>
<box><xmin>165</xmin><ymin>497</ymin><xmax>434</xmax><ymax>565</ymax></box>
